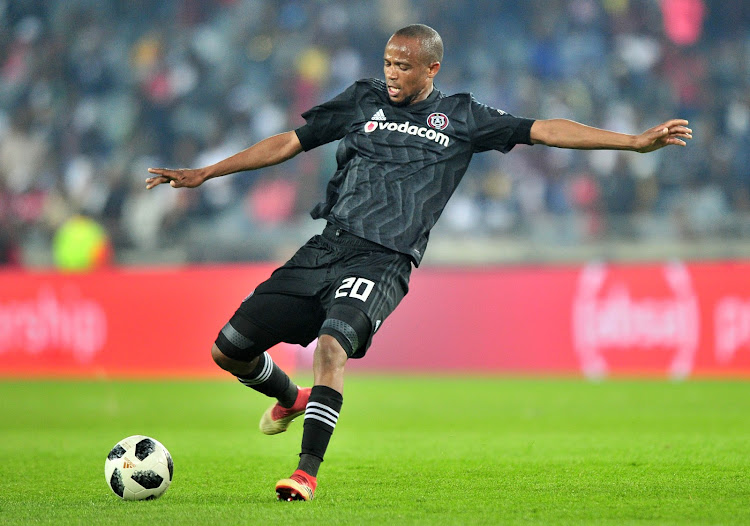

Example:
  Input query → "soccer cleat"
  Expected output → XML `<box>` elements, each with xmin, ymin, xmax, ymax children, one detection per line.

<box><xmin>275</xmin><ymin>469</ymin><xmax>316</xmax><ymax>501</ymax></box>
<box><xmin>259</xmin><ymin>386</ymin><xmax>311</xmax><ymax>435</ymax></box>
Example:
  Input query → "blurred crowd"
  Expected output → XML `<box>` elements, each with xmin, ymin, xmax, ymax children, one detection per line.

<box><xmin>1</xmin><ymin>0</ymin><xmax>749</xmax><ymax>267</ymax></box>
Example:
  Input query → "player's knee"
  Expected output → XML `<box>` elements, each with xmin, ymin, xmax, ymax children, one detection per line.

<box><xmin>211</xmin><ymin>343</ymin><xmax>260</xmax><ymax>374</ymax></box>
<box><xmin>318</xmin><ymin>304</ymin><xmax>372</xmax><ymax>359</ymax></box>
<box><xmin>211</xmin><ymin>344</ymin><xmax>231</xmax><ymax>370</ymax></box>
<box><xmin>315</xmin><ymin>335</ymin><xmax>349</xmax><ymax>370</ymax></box>
<box><xmin>214</xmin><ymin>317</ymin><xmax>277</xmax><ymax>363</ymax></box>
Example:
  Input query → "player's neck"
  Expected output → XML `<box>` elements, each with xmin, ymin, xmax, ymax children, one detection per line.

<box><xmin>409</xmin><ymin>83</ymin><xmax>434</xmax><ymax>106</ymax></box>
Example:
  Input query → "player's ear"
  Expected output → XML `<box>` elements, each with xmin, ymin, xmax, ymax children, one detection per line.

<box><xmin>427</xmin><ymin>61</ymin><xmax>440</xmax><ymax>78</ymax></box>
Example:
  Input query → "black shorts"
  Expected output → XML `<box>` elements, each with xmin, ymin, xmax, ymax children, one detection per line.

<box><xmin>217</xmin><ymin>223</ymin><xmax>412</xmax><ymax>359</ymax></box>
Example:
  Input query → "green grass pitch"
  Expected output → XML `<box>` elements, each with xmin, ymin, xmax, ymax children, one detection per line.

<box><xmin>1</xmin><ymin>377</ymin><xmax>748</xmax><ymax>525</ymax></box>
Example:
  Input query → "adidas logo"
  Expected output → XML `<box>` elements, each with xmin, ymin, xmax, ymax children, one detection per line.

<box><xmin>371</xmin><ymin>109</ymin><xmax>386</xmax><ymax>121</ymax></box>
<box><xmin>122</xmin><ymin>459</ymin><xmax>136</xmax><ymax>469</ymax></box>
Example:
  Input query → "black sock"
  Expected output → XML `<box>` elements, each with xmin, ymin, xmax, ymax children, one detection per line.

<box><xmin>298</xmin><ymin>453</ymin><xmax>322</xmax><ymax>478</ymax></box>
<box><xmin>236</xmin><ymin>352</ymin><xmax>298</xmax><ymax>407</ymax></box>
<box><xmin>297</xmin><ymin>385</ymin><xmax>343</xmax><ymax>477</ymax></box>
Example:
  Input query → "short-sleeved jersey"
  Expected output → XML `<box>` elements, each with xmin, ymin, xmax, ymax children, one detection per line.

<box><xmin>295</xmin><ymin>78</ymin><xmax>534</xmax><ymax>266</ymax></box>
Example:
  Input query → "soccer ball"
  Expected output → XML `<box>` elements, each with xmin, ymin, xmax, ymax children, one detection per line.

<box><xmin>104</xmin><ymin>435</ymin><xmax>173</xmax><ymax>500</ymax></box>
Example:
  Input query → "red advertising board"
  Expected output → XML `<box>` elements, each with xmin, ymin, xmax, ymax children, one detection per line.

<box><xmin>1</xmin><ymin>261</ymin><xmax>749</xmax><ymax>378</ymax></box>
<box><xmin>353</xmin><ymin>261</ymin><xmax>750</xmax><ymax>378</ymax></box>
<box><xmin>0</xmin><ymin>265</ymin><xmax>292</xmax><ymax>377</ymax></box>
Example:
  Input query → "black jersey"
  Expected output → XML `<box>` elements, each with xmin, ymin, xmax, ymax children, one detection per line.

<box><xmin>294</xmin><ymin>78</ymin><xmax>534</xmax><ymax>266</ymax></box>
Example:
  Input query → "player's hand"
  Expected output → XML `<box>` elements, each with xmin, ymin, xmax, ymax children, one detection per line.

<box><xmin>146</xmin><ymin>168</ymin><xmax>206</xmax><ymax>189</ymax></box>
<box><xmin>633</xmin><ymin>119</ymin><xmax>692</xmax><ymax>153</ymax></box>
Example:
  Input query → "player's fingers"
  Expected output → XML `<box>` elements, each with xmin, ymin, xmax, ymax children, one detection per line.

<box><xmin>147</xmin><ymin>168</ymin><xmax>177</xmax><ymax>179</ymax></box>
<box><xmin>661</xmin><ymin>118</ymin><xmax>689</xmax><ymax>129</ymax></box>
<box><xmin>146</xmin><ymin>169</ymin><xmax>177</xmax><ymax>189</ymax></box>
<box><xmin>146</xmin><ymin>167</ymin><xmax>200</xmax><ymax>189</ymax></box>
<box><xmin>669</xmin><ymin>126</ymin><xmax>692</xmax><ymax>138</ymax></box>
<box><xmin>145</xmin><ymin>174</ymin><xmax>173</xmax><ymax>190</ymax></box>
<box><xmin>146</xmin><ymin>168</ymin><xmax>183</xmax><ymax>189</ymax></box>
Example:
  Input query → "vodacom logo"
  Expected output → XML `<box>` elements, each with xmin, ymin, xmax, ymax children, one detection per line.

<box><xmin>572</xmin><ymin>261</ymin><xmax>699</xmax><ymax>379</ymax></box>
<box><xmin>363</xmin><ymin>119</ymin><xmax>450</xmax><ymax>147</ymax></box>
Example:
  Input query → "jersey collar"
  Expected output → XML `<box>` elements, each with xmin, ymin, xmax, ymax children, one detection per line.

<box><xmin>387</xmin><ymin>86</ymin><xmax>441</xmax><ymax>111</ymax></box>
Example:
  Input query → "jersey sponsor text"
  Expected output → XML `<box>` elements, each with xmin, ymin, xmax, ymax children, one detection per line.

<box><xmin>363</xmin><ymin>119</ymin><xmax>450</xmax><ymax>147</ymax></box>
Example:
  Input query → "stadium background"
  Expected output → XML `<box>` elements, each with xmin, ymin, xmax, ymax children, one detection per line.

<box><xmin>1</xmin><ymin>0</ymin><xmax>749</xmax><ymax>378</ymax></box>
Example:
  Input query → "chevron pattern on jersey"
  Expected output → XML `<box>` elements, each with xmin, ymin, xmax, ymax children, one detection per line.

<box><xmin>300</xmin><ymin>78</ymin><xmax>532</xmax><ymax>265</ymax></box>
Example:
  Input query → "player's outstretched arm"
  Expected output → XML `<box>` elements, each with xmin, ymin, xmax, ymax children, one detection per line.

<box><xmin>146</xmin><ymin>131</ymin><xmax>303</xmax><ymax>189</ymax></box>
<box><xmin>530</xmin><ymin>118</ymin><xmax>692</xmax><ymax>153</ymax></box>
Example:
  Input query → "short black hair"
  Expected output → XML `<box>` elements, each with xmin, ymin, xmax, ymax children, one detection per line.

<box><xmin>391</xmin><ymin>24</ymin><xmax>443</xmax><ymax>65</ymax></box>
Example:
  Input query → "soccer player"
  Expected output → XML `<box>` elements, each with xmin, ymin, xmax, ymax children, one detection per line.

<box><xmin>146</xmin><ymin>24</ymin><xmax>692</xmax><ymax>501</ymax></box>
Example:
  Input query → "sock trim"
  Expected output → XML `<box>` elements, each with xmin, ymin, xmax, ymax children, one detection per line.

<box><xmin>304</xmin><ymin>401</ymin><xmax>340</xmax><ymax>429</ymax></box>
<box><xmin>306</xmin><ymin>401</ymin><xmax>340</xmax><ymax>419</ymax></box>
<box><xmin>237</xmin><ymin>352</ymin><xmax>272</xmax><ymax>386</ymax></box>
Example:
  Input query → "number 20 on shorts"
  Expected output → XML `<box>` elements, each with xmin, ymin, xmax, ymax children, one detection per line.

<box><xmin>335</xmin><ymin>277</ymin><xmax>375</xmax><ymax>301</ymax></box>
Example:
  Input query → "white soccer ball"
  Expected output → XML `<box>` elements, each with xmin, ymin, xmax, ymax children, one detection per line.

<box><xmin>104</xmin><ymin>435</ymin><xmax>173</xmax><ymax>500</ymax></box>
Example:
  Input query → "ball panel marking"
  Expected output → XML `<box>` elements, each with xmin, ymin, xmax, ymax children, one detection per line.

<box><xmin>107</xmin><ymin>444</ymin><xmax>126</xmax><ymax>461</ymax></box>
<box><xmin>132</xmin><ymin>470</ymin><xmax>164</xmax><ymax>489</ymax></box>
<box><xmin>109</xmin><ymin>468</ymin><xmax>125</xmax><ymax>498</ymax></box>
<box><xmin>135</xmin><ymin>438</ymin><xmax>156</xmax><ymax>461</ymax></box>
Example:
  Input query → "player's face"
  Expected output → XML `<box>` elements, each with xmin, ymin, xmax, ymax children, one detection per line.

<box><xmin>383</xmin><ymin>36</ymin><xmax>440</xmax><ymax>106</ymax></box>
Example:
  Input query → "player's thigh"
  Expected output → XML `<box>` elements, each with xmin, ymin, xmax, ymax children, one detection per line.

<box><xmin>323</xmin><ymin>251</ymin><xmax>412</xmax><ymax>358</ymax></box>
<box><xmin>215</xmin><ymin>292</ymin><xmax>324</xmax><ymax>362</ymax></box>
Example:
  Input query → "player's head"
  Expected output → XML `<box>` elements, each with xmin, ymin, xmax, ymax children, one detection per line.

<box><xmin>384</xmin><ymin>24</ymin><xmax>442</xmax><ymax>106</ymax></box>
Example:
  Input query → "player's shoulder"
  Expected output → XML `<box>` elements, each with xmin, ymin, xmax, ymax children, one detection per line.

<box><xmin>433</xmin><ymin>90</ymin><xmax>477</xmax><ymax>107</ymax></box>
<box><xmin>430</xmin><ymin>91</ymin><xmax>477</xmax><ymax>114</ymax></box>
<box><xmin>442</xmin><ymin>91</ymin><xmax>485</xmax><ymax>105</ymax></box>
<box><xmin>355</xmin><ymin>78</ymin><xmax>387</xmax><ymax>93</ymax></box>
<box><xmin>442</xmin><ymin>92</ymin><xmax>512</xmax><ymax>115</ymax></box>
<box><xmin>442</xmin><ymin>90</ymin><xmax>473</xmax><ymax>100</ymax></box>
<box><xmin>343</xmin><ymin>78</ymin><xmax>388</xmax><ymax>103</ymax></box>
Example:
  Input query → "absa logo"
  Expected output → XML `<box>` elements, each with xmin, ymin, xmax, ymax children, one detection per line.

<box><xmin>572</xmin><ymin>262</ymin><xmax>699</xmax><ymax>379</ymax></box>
